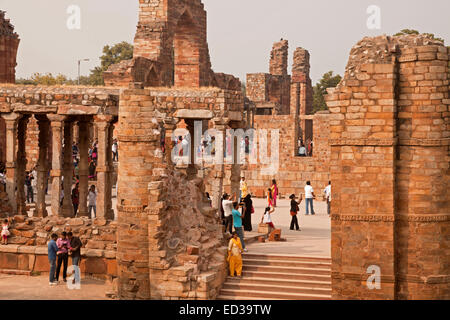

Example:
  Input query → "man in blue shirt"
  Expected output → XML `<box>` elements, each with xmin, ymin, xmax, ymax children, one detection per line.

<box><xmin>48</xmin><ymin>233</ymin><xmax>58</xmax><ymax>286</ymax></box>
<box><xmin>232</xmin><ymin>202</ymin><xmax>247</xmax><ymax>252</ymax></box>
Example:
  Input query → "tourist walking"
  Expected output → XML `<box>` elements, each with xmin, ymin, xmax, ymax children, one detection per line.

<box><xmin>112</xmin><ymin>139</ymin><xmax>119</xmax><ymax>162</ymax></box>
<box><xmin>88</xmin><ymin>160</ymin><xmax>96</xmax><ymax>180</ymax></box>
<box><xmin>222</xmin><ymin>193</ymin><xmax>235</xmax><ymax>234</ymax></box>
<box><xmin>55</xmin><ymin>232</ymin><xmax>70</xmax><ymax>283</ymax></box>
<box><xmin>324</xmin><ymin>181</ymin><xmax>331</xmax><ymax>215</ymax></box>
<box><xmin>48</xmin><ymin>233</ymin><xmax>58</xmax><ymax>286</ymax></box>
<box><xmin>261</xmin><ymin>206</ymin><xmax>275</xmax><ymax>230</ymax></box>
<box><xmin>88</xmin><ymin>185</ymin><xmax>97</xmax><ymax>218</ymax></box>
<box><xmin>72</xmin><ymin>183</ymin><xmax>80</xmax><ymax>216</ymax></box>
<box><xmin>227</xmin><ymin>232</ymin><xmax>243</xmax><ymax>277</ymax></box>
<box><xmin>242</xmin><ymin>194</ymin><xmax>253</xmax><ymax>232</ymax></box>
<box><xmin>271</xmin><ymin>179</ymin><xmax>278</xmax><ymax>207</ymax></box>
<box><xmin>25</xmin><ymin>172</ymin><xmax>34</xmax><ymax>203</ymax></box>
<box><xmin>305</xmin><ymin>181</ymin><xmax>316</xmax><ymax>215</ymax></box>
<box><xmin>68</xmin><ymin>232</ymin><xmax>82</xmax><ymax>285</ymax></box>
<box><xmin>289</xmin><ymin>194</ymin><xmax>301</xmax><ymax>231</ymax></box>
<box><xmin>232</xmin><ymin>202</ymin><xmax>247</xmax><ymax>252</ymax></box>
<box><xmin>239</xmin><ymin>177</ymin><xmax>248</xmax><ymax>202</ymax></box>
<box><xmin>1</xmin><ymin>219</ymin><xmax>10</xmax><ymax>245</ymax></box>
<box><xmin>91</xmin><ymin>146</ymin><xmax>98</xmax><ymax>165</ymax></box>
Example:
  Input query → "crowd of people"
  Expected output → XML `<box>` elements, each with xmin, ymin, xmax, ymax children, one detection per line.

<box><xmin>222</xmin><ymin>177</ymin><xmax>332</xmax><ymax>278</ymax></box>
<box><xmin>297</xmin><ymin>137</ymin><xmax>314</xmax><ymax>157</ymax></box>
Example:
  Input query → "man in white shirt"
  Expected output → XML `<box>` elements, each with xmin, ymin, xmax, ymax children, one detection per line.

<box><xmin>298</xmin><ymin>144</ymin><xmax>307</xmax><ymax>157</ymax></box>
<box><xmin>222</xmin><ymin>193</ymin><xmax>235</xmax><ymax>234</ymax></box>
<box><xmin>324</xmin><ymin>181</ymin><xmax>331</xmax><ymax>215</ymax></box>
<box><xmin>304</xmin><ymin>181</ymin><xmax>316</xmax><ymax>215</ymax></box>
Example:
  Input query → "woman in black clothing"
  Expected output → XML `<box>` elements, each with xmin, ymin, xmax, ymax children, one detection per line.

<box><xmin>242</xmin><ymin>194</ymin><xmax>253</xmax><ymax>232</ymax></box>
<box><xmin>289</xmin><ymin>194</ymin><xmax>302</xmax><ymax>231</ymax></box>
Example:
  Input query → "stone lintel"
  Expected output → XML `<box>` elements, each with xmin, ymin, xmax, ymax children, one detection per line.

<box><xmin>12</xmin><ymin>103</ymin><xmax>57</xmax><ymax>113</ymax></box>
<box><xmin>58</xmin><ymin>104</ymin><xmax>100</xmax><ymax>115</ymax></box>
<box><xmin>174</xmin><ymin>109</ymin><xmax>214</xmax><ymax>120</ymax></box>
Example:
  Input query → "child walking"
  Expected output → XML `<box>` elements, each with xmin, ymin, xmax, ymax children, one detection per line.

<box><xmin>261</xmin><ymin>206</ymin><xmax>275</xmax><ymax>230</ymax></box>
<box><xmin>1</xmin><ymin>219</ymin><xmax>10</xmax><ymax>245</ymax></box>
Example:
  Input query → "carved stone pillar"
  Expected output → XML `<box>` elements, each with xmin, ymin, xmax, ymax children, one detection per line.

<box><xmin>34</xmin><ymin>116</ymin><xmax>50</xmax><ymax>217</ymax></box>
<box><xmin>1</xmin><ymin>113</ymin><xmax>22</xmax><ymax>215</ymax></box>
<box><xmin>16</xmin><ymin>116</ymin><xmax>29</xmax><ymax>215</ymax></box>
<box><xmin>48</xmin><ymin>115</ymin><xmax>65</xmax><ymax>217</ymax></box>
<box><xmin>61</xmin><ymin>120</ymin><xmax>74</xmax><ymax>217</ymax></box>
<box><xmin>210</xmin><ymin>122</ymin><xmax>226</xmax><ymax>211</ymax></box>
<box><xmin>94</xmin><ymin>115</ymin><xmax>114</xmax><ymax>220</ymax></box>
<box><xmin>163</xmin><ymin>119</ymin><xmax>177</xmax><ymax>167</ymax></box>
<box><xmin>77</xmin><ymin>120</ymin><xmax>90</xmax><ymax>217</ymax></box>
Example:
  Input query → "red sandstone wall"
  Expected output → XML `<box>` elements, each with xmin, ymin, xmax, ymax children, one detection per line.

<box><xmin>326</xmin><ymin>35</ymin><xmax>449</xmax><ymax>300</ymax></box>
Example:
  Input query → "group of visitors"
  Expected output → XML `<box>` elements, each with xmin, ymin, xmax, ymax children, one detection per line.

<box><xmin>47</xmin><ymin>231</ymin><xmax>82</xmax><ymax>286</ymax></box>
<box><xmin>297</xmin><ymin>138</ymin><xmax>314</xmax><ymax>157</ymax></box>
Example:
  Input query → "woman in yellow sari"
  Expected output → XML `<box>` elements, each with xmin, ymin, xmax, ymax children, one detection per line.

<box><xmin>228</xmin><ymin>232</ymin><xmax>243</xmax><ymax>277</ymax></box>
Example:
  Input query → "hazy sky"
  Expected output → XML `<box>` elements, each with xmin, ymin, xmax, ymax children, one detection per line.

<box><xmin>1</xmin><ymin>0</ymin><xmax>449</xmax><ymax>84</ymax></box>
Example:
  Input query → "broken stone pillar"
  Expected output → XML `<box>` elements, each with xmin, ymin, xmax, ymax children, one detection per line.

<box><xmin>62</xmin><ymin>121</ymin><xmax>74</xmax><ymax>218</ymax></box>
<box><xmin>34</xmin><ymin>116</ymin><xmax>49</xmax><ymax>217</ymax></box>
<box><xmin>48</xmin><ymin>115</ymin><xmax>65</xmax><ymax>217</ymax></box>
<box><xmin>77</xmin><ymin>120</ymin><xmax>90</xmax><ymax>217</ymax></box>
<box><xmin>94</xmin><ymin>115</ymin><xmax>114</xmax><ymax>220</ymax></box>
<box><xmin>16</xmin><ymin>116</ymin><xmax>29</xmax><ymax>215</ymax></box>
<box><xmin>1</xmin><ymin>113</ymin><xmax>21</xmax><ymax>214</ymax></box>
<box><xmin>270</xmin><ymin>39</ymin><xmax>289</xmax><ymax>76</ymax></box>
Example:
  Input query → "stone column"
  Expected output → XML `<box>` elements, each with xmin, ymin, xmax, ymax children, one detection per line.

<box><xmin>163</xmin><ymin>119</ymin><xmax>177</xmax><ymax>167</ymax></box>
<box><xmin>77</xmin><ymin>120</ymin><xmax>90</xmax><ymax>217</ymax></box>
<box><xmin>210</xmin><ymin>122</ymin><xmax>226</xmax><ymax>210</ymax></box>
<box><xmin>185</xmin><ymin>119</ymin><xmax>198</xmax><ymax>179</ymax></box>
<box><xmin>48</xmin><ymin>115</ymin><xmax>65</xmax><ymax>217</ymax></box>
<box><xmin>16</xmin><ymin>116</ymin><xmax>29</xmax><ymax>215</ymax></box>
<box><xmin>230</xmin><ymin>126</ymin><xmax>241</xmax><ymax>198</ymax></box>
<box><xmin>61</xmin><ymin>120</ymin><xmax>74</xmax><ymax>218</ymax></box>
<box><xmin>94</xmin><ymin>115</ymin><xmax>114</xmax><ymax>220</ymax></box>
<box><xmin>34</xmin><ymin>116</ymin><xmax>50</xmax><ymax>217</ymax></box>
<box><xmin>1</xmin><ymin>113</ymin><xmax>22</xmax><ymax>215</ymax></box>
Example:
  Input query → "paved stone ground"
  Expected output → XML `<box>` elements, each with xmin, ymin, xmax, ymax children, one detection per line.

<box><xmin>0</xmin><ymin>274</ymin><xmax>111</xmax><ymax>300</ymax></box>
<box><xmin>245</xmin><ymin>198</ymin><xmax>331</xmax><ymax>257</ymax></box>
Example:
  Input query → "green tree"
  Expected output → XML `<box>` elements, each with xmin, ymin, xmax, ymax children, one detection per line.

<box><xmin>394</xmin><ymin>29</ymin><xmax>444</xmax><ymax>43</ymax></box>
<box><xmin>312</xmin><ymin>71</ymin><xmax>342</xmax><ymax>113</ymax></box>
<box><xmin>89</xmin><ymin>41</ymin><xmax>133</xmax><ymax>85</ymax></box>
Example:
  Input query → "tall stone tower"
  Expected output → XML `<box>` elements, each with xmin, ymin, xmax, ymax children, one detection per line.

<box><xmin>0</xmin><ymin>11</ymin><xmax>19</xmax><ymax>83</ymax></box>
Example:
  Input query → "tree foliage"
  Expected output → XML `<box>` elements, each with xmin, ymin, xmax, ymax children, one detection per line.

<box><xmin>89</xmin><ymin>41</ymin><xmax>133</xmax><ymax>85</ymax></box>
<box><xmin>394</xmin><ymin>29</ymin><xmax>444</xmax><ymax>43</ymax></box>
<box><xmin>312</xmin><ymin>71</ymin><xmax>342</xmax><ymax>113</ymax></box>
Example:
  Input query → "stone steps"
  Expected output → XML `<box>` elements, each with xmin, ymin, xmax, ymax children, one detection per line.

<box><xmin>243</xmin><ymin>258</ymin><xmax>331</xmax><ymax>269</ymax></box>
<box><xmin>243</xmin><ymin>264</ymin><xmax>331</xmax><ymax>276</ymax></box>
<box><xmin>0</xmin><ymin>269</ymin><xmax>32</xmax><ymax>276</ymax></box>
<box><xmin>218</xmin><ymin>254</ymin><xmax>332</xmax><ymax>300</ymax></box>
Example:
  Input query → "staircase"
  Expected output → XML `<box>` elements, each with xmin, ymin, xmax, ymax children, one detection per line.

<box><xmin>218</xmin><ymin>253</ymin><xmax>332</xmax><ymax>300</ymax></box>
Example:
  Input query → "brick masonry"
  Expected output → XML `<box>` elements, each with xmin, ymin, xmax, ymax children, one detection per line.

<box><xmin>326</xmin><ymin>34</ymin><xmax>449</xmax><ymax>300</ymax></box>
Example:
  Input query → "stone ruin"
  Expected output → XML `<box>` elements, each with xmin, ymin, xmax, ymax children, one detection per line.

<box><xmin>241</xmin><ymin>40</ymin><xmax>331</xmax><ymax>197</ymax></box>
<box><xmin>327</xmin><ymin>34</ymin><xmax>449</xmax><ymax>299</ymax></box>
<box><xmin>0</xmin><ymin>11</ymin><xmax>19</xmax><ymax>84</ymax></box>
<box><xmin>0</xmin><ymin>1</ymin><xmax>448</xmax><ymax>301</ymax></box>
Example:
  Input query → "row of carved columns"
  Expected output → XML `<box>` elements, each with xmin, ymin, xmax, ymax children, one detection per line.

<box><xmin>1</xmin><ymin>112</ymin><xmax>115</xmax><ymax>219</ymax></box>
